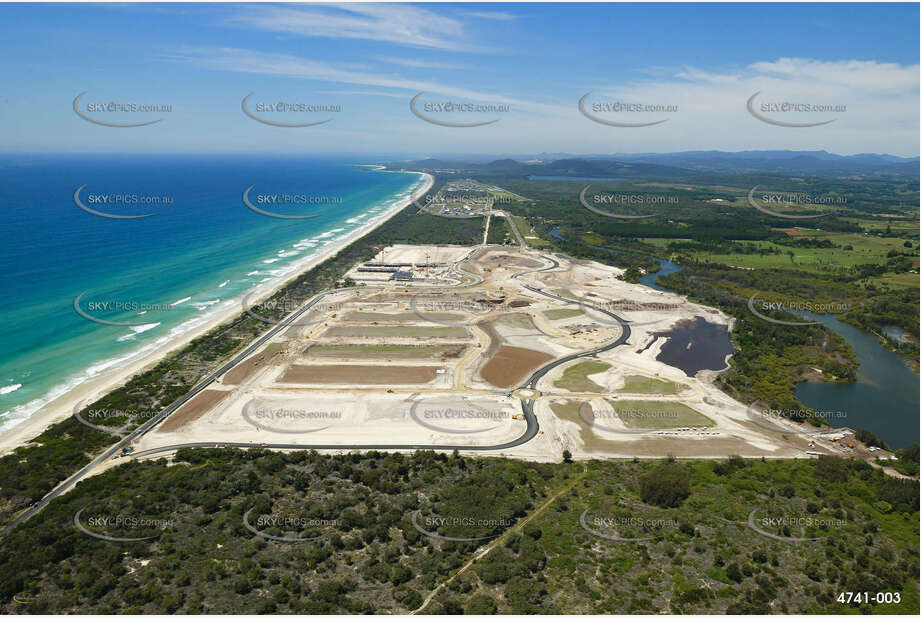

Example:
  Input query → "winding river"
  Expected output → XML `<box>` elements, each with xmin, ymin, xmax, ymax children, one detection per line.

<box><xmin>550</xmin><ymin>229</ymin><xmax>919</xmax><ymax>447</ymax></box>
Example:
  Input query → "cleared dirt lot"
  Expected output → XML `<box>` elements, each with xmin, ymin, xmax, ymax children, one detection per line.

<box><xmin>322</xmin><ymin>325</ymin><xmax>469</xmax><ymax>339</ymax></box>
<box><xmin>340</xmin><ymin>311</ymin><xmax>465</xmax><ymax>323</ymax></box>
<box><xmin>279</xmin><ymin>364</ymin><xmax>439</xmax><ymax>385</ymax></box>
<box><xmin>304</xmin><ymin>344</ymin><xmax>467</xmax><ymax>360</ymax></box>
<box><xmin>222</xmin><ymin>344</ymin><xmax>283</xmax><ymax>385</ymax></box>
<box><xmin>159</xmin><ymin>388</ymin><xmax>232</xmax><ymax>432</ymax></box>
<box><xmin>133</xmin><ymin>245</ymin><xmax>805</xmax><ymax>464</ymax></box>
<box><xmin>481</xmin><ymin>346</ymin><xmax>554</xmax><ymax>388</ymax></box>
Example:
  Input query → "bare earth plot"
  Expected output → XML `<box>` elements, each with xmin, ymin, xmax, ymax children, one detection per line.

<box><xmin>280</xmin><ymin>364</ymin><xmax>439</xmax><ymax>385</ymax></box>
<box><xmin>130</xmin><ymin>244</ymin><xmax>824</xmax><ymax>464</ymax></box>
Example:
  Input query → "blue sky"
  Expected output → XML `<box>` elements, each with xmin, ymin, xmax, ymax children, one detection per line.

<box><xmin>1</xmin><ymin>2</ymin><xmax>918</xmax><ymax>155</ymax></box>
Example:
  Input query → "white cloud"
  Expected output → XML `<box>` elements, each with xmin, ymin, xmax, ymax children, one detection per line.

<box><xmin>165</xmin><ymin>46</ymin><xmax>566</xmax><ymax>116</ymax></box>
<box><xmin>464</xmin><ymin>11</ymin><xmax>519</xmax><ymax>21</ymax></box>
<box><xmin>317</xmin><ymin>89</ymin><xmax>408</xmax><ymax>99</ymax></box>
<box><xmin>230</xmin><ymin>3</ymin><xmax>471</xmax><ymax>51</ymax></box>
<box><xmin>162</xmin><ymin>48</ymin><xmax>918</xmax><ymax>155</ymax></box>
<box><xmin>581</xmin><ymin>58</ymin><xmax>919</xmax><ymax>155</ymax></box>
<box><xmin>378</xmin><ymin>56</ymin><xmax>466</xmax><ymax>70</ymax></box>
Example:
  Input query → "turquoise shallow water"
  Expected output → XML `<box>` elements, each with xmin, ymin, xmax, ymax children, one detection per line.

<box><xmin>0</xmin><ymin>155</ymin><xmax>422</xmax><ymax>432</ymax></box>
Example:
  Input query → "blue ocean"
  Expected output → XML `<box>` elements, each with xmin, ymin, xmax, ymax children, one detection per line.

<box><xmin>0</xmin><ymin>154</ymin><xmax>422</xmax><ymax>433</ymax></box>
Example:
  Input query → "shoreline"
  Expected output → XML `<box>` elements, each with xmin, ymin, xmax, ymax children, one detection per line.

<box><xmin>0</xmin><ymin>169</ymin><xmax>434</xmax><ymax>456</ymax></box>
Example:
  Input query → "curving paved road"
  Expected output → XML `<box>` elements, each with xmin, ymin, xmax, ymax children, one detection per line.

<box><xmin>129</xmin><ymin>255</ymin><xmax>631</xmax><ymax>459</ymax></box>
<box><xmin>1</xmin><ymin>249</ymin><xmax>629</xmax><ymax>533</ymax></box>
<box><xmin>1</xmin><ymin>289</ymin><xmax>341</xmax><ymax>534</ymax></box>
<box><xmin>2</xmin><ymin>254</ymin><xmax>491</xmax><ymax>534</ymax></box>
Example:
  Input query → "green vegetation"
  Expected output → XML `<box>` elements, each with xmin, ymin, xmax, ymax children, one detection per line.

<box><xmin>542</xmin><ymin>308</ymin><xmax>584</xmax><ymax>320</ymax></box>
<box><xmin>609</xmin><ymin>400</ymin><xmax>714</xmax><ymax>429</ymax></box>
<box><xmin>4</xmin><ymin>450</ymin><xmax>915</xmax><ymax>614</ymax></box>
<box><xmin>639</xmin><ymin>460</ymin><xmax>691</xmax><ymax>507</ymax></box>
<box><xmin>486</xmin><ymin>215</ymin><xmax>512</xmax><ymax>245</ymax></box>
<box><xmin>553</xmin><ymin>361</ymin><xmax>611</xmax><ymax>392</ymax></box>
<box><xmin>617</xmin><ymin>375</ymin><xmax>682</xmax><ymax>394</ymax></box>
<box><xmin>427</xmin><ymin>161</ymin><xmax>917</xmax><ymax>368</ymax></box>
<box><xmin>0</xmin><ymin>175</ymin><xmax>468</xmax><ymax>527</ymax></box>
<box><xmin>656</xmin><ymin>262</ymin><xmax>861</xmax><ymax>418</ymax></box>
<box><xmin>495</xmin><ymin>314</ymin><xmax>536</xmax><ymax>330</ymax></box>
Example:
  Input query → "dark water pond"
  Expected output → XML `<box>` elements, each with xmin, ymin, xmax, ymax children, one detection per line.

<box><xmin>654</xmin><ymin>316</ymin><xmax>734</xmax><ymax>376</ymax></box>
<box><xmin>548</xmin><ymin>228</ymin><xmax>918</xmax><ymax>444</ymax></box>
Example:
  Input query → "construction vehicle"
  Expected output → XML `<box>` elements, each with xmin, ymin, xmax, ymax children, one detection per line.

<box><xmin>512</xmin><ymin>413</ymin><xmax>525</xmax><ymax>421</ymax></box>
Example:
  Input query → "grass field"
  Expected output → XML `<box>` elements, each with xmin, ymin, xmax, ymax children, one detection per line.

<box><xmin>554</xmin><ymin>360</ymin><xmax>611</xmax><ymax>392</ymax></box>
<box><xmin>552</xmin><ymin>288</ymin><xmax>579</xmax><ymax>300</ymax></box>
<box><xmin>608</xmin><ymin>400</ymin><xmax>714</xmax><ymax>429</ymax></box>
<box><xmin>643</xmin><ymin>231</ymin><xmax>919</xmax><ymax>287</ymax></box>
<box><xmin>496</xmin><ymin>313</ymin><xmax>537</xmax><ymax>330</ymax></box>
<box><xmin>543</xmin><ymin>308</ymin><xmax>585</xmax><ymax>320</ymax></box>
<box><xmin>617</xmin><ymin>375</ymin><xmax>682</xmax><ymax>394</ymax></box>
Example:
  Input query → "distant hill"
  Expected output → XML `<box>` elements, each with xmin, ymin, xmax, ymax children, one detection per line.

<box><xmin>393</xmin><ymin>150</ymin><xmax>918</xmax><ymax>179</ymax></box>
<box><xmin>607</xmin><ymin>150</ymin><xmax>919</xmax><ymax>178</ymax></box>
<box><xmin>390</xmin><ymin>157</ymin><xmax>689</xmax><ymax>179</ymax></box>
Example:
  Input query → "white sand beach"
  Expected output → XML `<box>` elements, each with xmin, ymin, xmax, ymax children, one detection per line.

<box><xmin>0</xmin><ymin>171</ymin><xmax>434</xmax><ymax>455</ymax></box>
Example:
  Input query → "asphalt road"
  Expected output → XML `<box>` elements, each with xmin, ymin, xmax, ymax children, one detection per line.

<box><xmin>1</xmin><ymin>250</ymin><xmax>628</xmax><ymax>533</ymax></box>
<box><xmin>1</xmin><ymin>289</ymin><xmax>334</xmax><ymax>534</ymax></box>
<box><xmin>128</xmin><ymin>261</ymin><xmax>631</xmax><ymax>460</ymax></box>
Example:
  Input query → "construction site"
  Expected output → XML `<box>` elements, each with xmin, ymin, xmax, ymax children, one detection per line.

<box><xmin>130</xmin><ymin>244</ymin><xmax>862</xmax><ymax>463</ymax></box>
